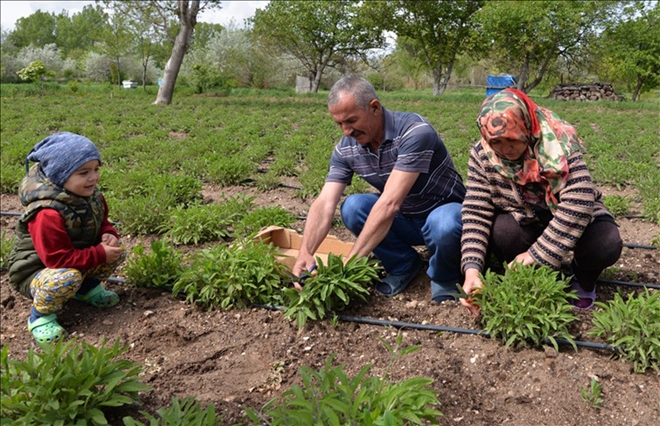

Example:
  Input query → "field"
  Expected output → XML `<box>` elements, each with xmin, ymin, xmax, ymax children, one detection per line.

<box><xmin>1</xmin><ymin>84</ymin><xmax>659</xmax><ymax>425</ymax></box>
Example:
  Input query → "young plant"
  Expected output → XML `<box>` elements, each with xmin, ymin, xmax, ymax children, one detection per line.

<box><xmin>1</xmin><ymin>230</ymin><xmax>15</xmax><ymax>269</ymax></box>
<box><xmin>123</xmin><ymin>239</ymin><xmax>186</xmax><ymax>289</ymax></box>
<box><xmin>580</xmin><ymin>377</ymin><xmax>604</xmax><ymax>409</ymax></box>
<box><xmin>1</xmin><ymin>338</ymin><xmax>151</xmax><ymax>425</ymax></box>
<box><xmin>602</xmin><ymin>195</ymin><xmax>631</xmax><ymax>217</ymax></box>
<box><xmin>246</xmin><ymin>336</ymin><xmax>442</xmax><ymax>425</ymax></box>
<box><xmin>588</xmin><ymin>289</ymin><xmax>660</xmax><ymax>373</ymax></box>
<box><xmin>472</xmin><ymin>264</ymin><xmax>578</xmax><ymax>351</ymax></box>
<box><xmin>232</xmin><ymin>206</ymin><xmax>297</xmax><ymax>238</ymax></box>
<box><xmin>123</xmin><ymin>396</ymin><xmax>219</xmax><ymax>426</ymax></box>
<box><xmin>162</xmin><ymin>203</ymin><xmax>234</xmax><ymax>245</ymax></box>
<box><xmin>283</xmin><ymin>254</ymin><xmax>381</xmax><ymax>329</ymax></box>
<box><xmin>172</xmin><ymin>239</ymin><xmax>289</xmax><ymax>309</ymax></box>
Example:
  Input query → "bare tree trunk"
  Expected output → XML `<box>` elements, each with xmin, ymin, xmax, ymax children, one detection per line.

<box><xmin>517</xmin><ymin>55</ymin><xmax>529</xmax><ymax>92</ymax></box>
<box><xmin>437</xmin><ymin>57</ymin><xmax>455</xmax><ymax>96</ymax></box>
<box><xmin>632</xmin><ymin>76</ymin><xmax>644</xmax><ymax>102</ymax></box>
<box><xmin>154</xmin><ymin>1</ymin><xmax>200</xmax><ymax>105</ymax></box>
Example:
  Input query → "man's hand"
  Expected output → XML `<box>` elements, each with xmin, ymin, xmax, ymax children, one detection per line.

<box><xmin>292</xmin><ymin>256</ymin><xmax>316</xmax><ymax>291</ymax></box>
<box><xmin>460</xmin><ymin>268</ymin><xmax>483</xmax><ymax>316</ymax></box>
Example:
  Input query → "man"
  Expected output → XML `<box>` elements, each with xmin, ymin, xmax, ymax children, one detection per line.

<box><xmin>292</xmin><ymin>75</ymin><xmax>465</xmax><ymax>302</ymax></box>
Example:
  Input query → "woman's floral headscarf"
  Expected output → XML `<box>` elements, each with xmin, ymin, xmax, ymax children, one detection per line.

<box><xmin>477</xmin><ymin>88</ymin><xmax>584</xmax><ymax>211</ymax></box>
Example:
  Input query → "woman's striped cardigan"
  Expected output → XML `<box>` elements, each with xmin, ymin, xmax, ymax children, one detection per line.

<box><xmin>460</xmin><ymin>141</ymin><xmax>612</xmax><ymax>273</ymax></box>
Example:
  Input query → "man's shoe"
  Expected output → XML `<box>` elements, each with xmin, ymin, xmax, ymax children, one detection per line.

<box><xmin>375</xmin><ymin>257</ymin><xmax>424</xmax><ymax>297</ymax></box>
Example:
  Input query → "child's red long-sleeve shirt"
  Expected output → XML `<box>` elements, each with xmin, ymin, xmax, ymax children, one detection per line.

<box><xmin>27</xmin><ymin>198</ymin><xmax>119</xmax><ymax>270</ymax></box>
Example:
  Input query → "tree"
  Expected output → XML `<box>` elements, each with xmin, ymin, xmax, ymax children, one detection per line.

<box><xmin>472</xmin><ymin>0</ymin><xmax>619</xmax><ymax>93</ymax></box>
<box><xmin>55</xmin><ymin>5</ymin><xmax>108</xmax><ymax>59</ymax></box>
<box><xmin>596</xmin><ymin>1</ymin><xmax>660</xmax><ymax>101</ymax></box>
<box><xmin>367</xmin><ymin>0</ymin><xmax>483</xmax><ymax>96</ymax></box>
<box><xmin>250</xmin><ymin>0</ymin><xmax>386</xmax><ymax>93</ymax></box>
<box><xmin>102</xmin><ymin>0</ymin><xmax>221</xmax><ymax>104</ymax></box>
<box><xmin>97</xmin><ymin>11</ymin><xmax>133</xmax><ymax>85</ymax></box>
<box><xmin>7</xmin><ymin>10</ymin><xmax>57</xmax><ymax>49</ymax></box>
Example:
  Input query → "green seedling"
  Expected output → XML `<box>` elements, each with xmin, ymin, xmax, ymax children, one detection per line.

<box><xmin>580</xmin><ymin>377</ymin><xmax>604</xmax><ymax>409</ymax></box>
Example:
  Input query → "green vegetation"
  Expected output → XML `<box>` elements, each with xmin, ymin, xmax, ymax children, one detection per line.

<box><xmin>0</xmin><ymin>230</ymin><xmax>15</xmax><ymax>269</ymax></box>
<box><xmin>123</xmin><ymin>239</ymin><xmax>186</xmax><ymax>289</ymax></box>
<box><xmin>1</xmin><ymin>339</ymin><xmax>151</xmax><ymax>425</ymax></box>
<box><xmin>602</xmin><ymin>195</ymin><xmax>631</xmax><ymax>218</ymax></box>
<box><xmin>172</xmin><ymin>239</ymin><xmax>290</xmax><ymax>310</ymax></box>
<box><xmin>247</xmin><ymin>336</ymin><xmax>443</xmax><ymax>425</ymax></box>
<box><xmin>123</xmin><ymin>396</ymin><xmax>220</xmax><ymax>426</ymax></box>
<box><xmin>283</xmin><ymin>254</ymin><xmax>382</xmax><ymax>328</ymax></box>
<box><xmin>580</xmin><ymin>377</ymin><xmax>604</xmax><ymax>409</ymax></box>
<box><xmin>589</xmin><ymin>289</ymin><xmax>660</xmax><ymax>373</ymax></box>
<box><xmin>473</xmin><ymin>264</ymin><xmax>578</xmax><ymax>351</ymax></box>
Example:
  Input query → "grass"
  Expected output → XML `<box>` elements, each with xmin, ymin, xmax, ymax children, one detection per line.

<box><xmin>1</xmin><ymin>83</ymin><xmax>659</xmax><ymax>224</ymax></box>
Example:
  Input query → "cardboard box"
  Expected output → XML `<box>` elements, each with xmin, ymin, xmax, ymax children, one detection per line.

<box><xmin>254</xmin><ymin>226</ymin><xmax>354</xmax><ymax>270</ymax></box>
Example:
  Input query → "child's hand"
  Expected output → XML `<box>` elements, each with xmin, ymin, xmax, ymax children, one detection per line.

<box><xmin>101</xmin><ymin>242</ymin><xmax>124</xmax><ymax>263</ymax></box>
<box><xmin>101</xmin><ymin>233</ymin><xmax>120</xmax><ymax>247</ymax></box>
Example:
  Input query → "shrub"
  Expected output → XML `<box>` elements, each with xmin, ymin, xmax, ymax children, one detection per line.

<box><xmin>232</xmin><ymin>206</ymin><xmax>297</xmax><ymax>238</ymax></box>
<box><xmin>162</xmin><ymin>203</ymin><xmax>235</xmax><ymax>245</ymax></box>
<box><xmin>246</xmin><ymin>336</ymin><xmax>443</xmax><ymax>425</ymax></box>
<box><xmin>472</xmin><ymin>264</ymin><xmax>578</xmax><ymax>351</ymax></box>
<box><xmin>1</xmin><ymin>338</ymin><xmax>151</xmax><ymax>425</ymax></box>
<box><xmin>109</xmin><ymin>195</ymin><xmax>171</xmax><ymax>236</ymax></box>
<box><xmin>123</xmin><ymin>396</ymin><xmax>219</xmax><ymax>426</ymax></box>
<box><xmin>172</xmin><ymin>239</ymin><xmax>289</xmax><ymax>309</ymax></box>
<box><xmin>1</xmin><ymin>230</ymin><xmax>15</xmax><ymax>269</ymax></box>
<box><xmin>123</xmin><ymin>239</ymin><xmax>186</xmax><ymax>289</ymax></box>
<box><xmin>283</xmin><ymin>254</ymin><xmax>381</xmax><ymax>329</ymax></box>
<box><xmin>589</xmin><ymin>289</ymin><xmax>660</xmax><ymax>373</ymax></box>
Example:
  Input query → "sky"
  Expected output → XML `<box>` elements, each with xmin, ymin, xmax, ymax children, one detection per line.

<box><xmin>0</xmin><ymin>1</ymin><xmax>269</xmax><ymax>31</ymax></box>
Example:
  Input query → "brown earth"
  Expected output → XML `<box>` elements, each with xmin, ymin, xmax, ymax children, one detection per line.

<box><xmin>1</xmin><ymin>184</ymin><xmax>659</xmax><ymax>426</ymax></box>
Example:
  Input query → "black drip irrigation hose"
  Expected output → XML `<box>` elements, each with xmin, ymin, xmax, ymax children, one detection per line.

<box><xmin>597</xmin><ymin>278</ymin><xmax>660</xmax><ymax>289</ymax></box>
<box><xmin>251</xmin><ymin>303</ymin><xmax>616</xmax><ymax>352</ymax></box>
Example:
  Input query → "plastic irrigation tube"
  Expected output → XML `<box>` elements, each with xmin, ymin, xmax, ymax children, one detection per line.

<box><xmin>597</xmin><ymin>278</ymin><xmax>660</xmax><ymax>290</ymax></box>
<box><xmin>251</xmin><ymin>303</ymin><xmax>615</xmax><ymax>351</ymax></box>
<box><xmin>624</xmin><ymin>243</ymin><xmax>658</xmax><ymax>250</ymax></box>
<box><xmin>62</xmin><ymin>277</ymin><xmax>620</xmax><ymax>351</ymax></box>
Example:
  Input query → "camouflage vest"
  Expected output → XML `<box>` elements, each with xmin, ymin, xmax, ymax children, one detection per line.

<box><xmin>8</xmin><ymin>165</ymin><xmax>106</xmax><ymax>297</ymax></box>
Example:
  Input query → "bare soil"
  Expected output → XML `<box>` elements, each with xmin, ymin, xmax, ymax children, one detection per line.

<box><xmin>1</xmin><ymin>184</ymin><xmax>659</xmax><ymax>426</ymax></box>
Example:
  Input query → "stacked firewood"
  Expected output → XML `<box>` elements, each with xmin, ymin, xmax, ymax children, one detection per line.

<box><xmin>548</xmin><ymin>83</ymin><xmax>623</xmax><ymax>101</ymax></box>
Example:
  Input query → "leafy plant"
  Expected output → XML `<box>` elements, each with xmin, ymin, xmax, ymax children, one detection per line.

<box><xmin>1</xmin><ymin>230</ymin><xmax>15</xmax><ymax>269</ymax></box>
<box><xmin>283</xmin><ymin>254</ymin><xmax>381</xmax><ymax>329</ymax></box>
<box><xmin>246</xmin><ymin>335</ymin><xmax>442</xmax><ymax>425</ymax></box>
<box><xmin>1</xmin><ymin>338</ymin><xmax>151</xmax><ymax>425</ymax></box>
<box><xmin>472</xmin><ymin>264</ymin><xmax>578</xmax><ymax>351</ymax></box>
<box><xmin>162</xmin><ymin>203</ymin><xmax>234</xmax><ymax>245</ymax></box>
<box><xmin>589</xmin><ymin>289</ymin><xmax>660</xmax><ymax>373</ymax></box>
<box><xmin>580</xmin><ymin>377</ymin><xmax>604</xmax><ymax>409</ymax></box>
<box><xmin>232</xmin><ymin>206</ymin><xmax>297</xmax><ymax>238</ymax></box>
<box><xmin>602</xmin><ymin>195</ymin><xmax>631</xmax><ymax>217</ymax></box>
<box><xmin>123</xmin><ymin>239</ymin><xmax>186</xmax><ymax>289</ymax></box>
<box><xmin>172</xmin><ymin>239</ymin><xmax>289</xmax><ymax>309</ymax></box>
<box><xmin>123</xmin><ymin>396</ymin><xmax>219</xmax><ymax>426</ymax></box>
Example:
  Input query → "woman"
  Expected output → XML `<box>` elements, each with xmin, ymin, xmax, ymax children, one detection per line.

<box><xmin>460</xmin><ymin>88</ymin><xmax>622</xmax><ymax>315</ymax></box>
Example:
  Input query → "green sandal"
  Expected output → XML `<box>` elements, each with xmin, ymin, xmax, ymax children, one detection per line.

<box><xmin>28</xmin><ymin>314</ymin><xmax>66</xmax><ymax>344</ymax></box>
<box><xmin>74</xmin><ymin>284</ymin><xmax>119</xmax><ymax>308</ymax></box>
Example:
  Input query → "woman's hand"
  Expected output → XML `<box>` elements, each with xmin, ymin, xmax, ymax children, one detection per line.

<box><xmin>508</xmin><ymin>251</ymin><xmax>535</xmax><ymax>268</ymax></box>
<box><xmin>461</xmin><ymin>268</ymin><xmax>483</xmax><ymax>316</ymax></box>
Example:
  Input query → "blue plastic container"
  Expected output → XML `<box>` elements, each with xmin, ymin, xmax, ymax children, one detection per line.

<box><xmin>486</xmin><ymin>75</ymin><xmax>517</xmax><ymax>97</ymax></box>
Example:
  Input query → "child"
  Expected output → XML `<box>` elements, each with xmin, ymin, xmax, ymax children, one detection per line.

<box><xmin>8</xmin><ymin>132</ymin><xmax>125</xmax><ymax>344</ymax></box>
